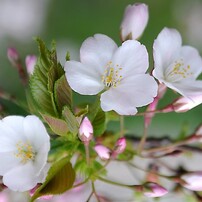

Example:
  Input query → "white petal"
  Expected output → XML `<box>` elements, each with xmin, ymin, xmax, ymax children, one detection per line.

<box><xmin>23</xmin><ymin>115</ymin><xmax>50</xmax><ymax>151</ymax></box>
<box><xmin>153</xmin><ymin>27</ymin><xmax>182</xmax><ymax>80</ymax></box>
<box><xmin>0</xmin><ymin>151</ymin><xmax>20</xmax><ymax>175</ymax></box>
<box><xmin>170</xmin><ymin>80</ymin><xmax>202</xmax><ymax>97</ymax></box>
<box><xmin>65</xmin><ymin>61</ymin><xmax>104</xmax><ymax>95</ymax></box>
<box><xmin>0</xmin><ymin>121</ymin><xmax>21</xmax><ymax>152</ymax></box>
<box><xmin>180</xmin><ymin>46</ymin><xmax>202</xmax><ymax>78</ymax></box>
<box><xmin>3</xmin><ymin>162</ymin><xmax>38</xmax><ymax>192</ymax></box>
<box><xmin>112</xmin><ymin>40</ymin><xmax>149</xmax><ymax>76</ymax></box>
<box><xmin>80</xmin><ymin>34</ymin><xmax>118</xmax><ymax>70</ymax></box>
<box><xmin>100</xmin><ymin>74</ymin><xmax>157</xmax><ymax>115</ymax></box>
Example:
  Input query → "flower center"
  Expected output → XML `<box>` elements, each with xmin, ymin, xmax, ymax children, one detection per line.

<box><xmin>102</xmin><ymin>61</ymin><xmax>123</xmax><ymax>88</ymax></box>
<box><xmin>166</xmin><ymin>59</ymin><xmax>193</xmax><ymax>82</ymax></box>
<box><xmin>15</xmin><ymin>141</ymin><xmax>35</xmax><ymax>164</ymax></box>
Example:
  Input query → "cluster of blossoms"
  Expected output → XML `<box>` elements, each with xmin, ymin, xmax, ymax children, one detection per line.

<box><xmin>1</xmin><ymin>2</ymin><xmax>202</xmax><ymax>202</ymax></box>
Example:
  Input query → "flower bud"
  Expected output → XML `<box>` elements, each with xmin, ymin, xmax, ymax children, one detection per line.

<box><xmin>25</xmin><ymin>55</ymin><xmax>37</xmax><ymax>75</ymax></box>
<box><xmin>143</xmin><ymin>182</ymin><xmax>168</xmax><ymax>198</ymax></box>
<box><xmin>7</xmin><ymin>47</ymin><xmax>20</xmax><ymax>65</ymax></box>
<box><xmin>79</xmin><ymin>117</ymin><xmax>93</xmax><ymax>143</ymax></box>
<box><xmin>181</xmin><ymin>172</ymin><xmax>202</xmax><ymax>191</ymax></box>
<box><xmin>94</xmin><ymin>144</ymin><xmax>111</xmax><ymax>160</ymax></box>
<box><xmin>120</xmin><ymin>3</ymin><xmax>149</xmax><ymax>41</ymax></box>
<box><xmin>113</xmin><ymin>137</ymin><xmax>126</xmax><ymax>154</ymax></box>
<box><xmin>172</xmin><ymin>95</ymin><xmax>202</xmax><ymax>113</ymax></box>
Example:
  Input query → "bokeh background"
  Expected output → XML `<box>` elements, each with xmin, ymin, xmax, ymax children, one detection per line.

<box><xmin>0</xmin><ymin>0</ymin><xmax>202</xmax><ymax>138</ymax></box>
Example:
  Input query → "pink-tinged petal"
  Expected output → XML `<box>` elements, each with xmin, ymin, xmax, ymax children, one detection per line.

<box><xmin>180</xmin><ymin>46</ymin><xmax>202</xmax><ymax>79</ymax></box>
<box><xmin>101</xmin><ymin>74</ymin><xmax>157</xmax><ymax>115</ymax></box>
<box><xmin>112</xmin><ymin>40</ymin><xmax>149</xmax><ymax>76</ymax></box>
<box><xmin>153</xmin><ymin>27</ymin><xmax>182</xmax><ymax>80</ymax></box>
<box><xmin>120</xmin><ymin>3</ymin><xmax>149</xmax><ymax>41</ymax></box>
<box><xmin>65</xmin><ymin>61</ymin><xmax>104</xmax><ymax>95</ymax></box>
<box><xmin>181</xmin><ymin>172</ymin><xmax>202</xmax><ymax>191</ymax></box>
<box><xmin>94</xmin><ymin>144</ymin><xmax>111</xmax><ymax>160</ymax></box>
<box><xmin>143</xmin><ymin>182</ymin><xmax>168</xmax><ymax>198</ymax></box>
<box><xmin>7</xmin><ymin>47</ymin><xmax>19</xmax><ymax>64</ymax></box>
<box><xmin>80</xmin><ymin>34</ymin><xmax>118</xmax><ymax>71</ymax></box>
<box><xmin>25</xmin><ymin>55</ymin><xmax>37</xmax><ymax>75</ymax></box>
<box><xmin>3</xmin><ymin>162</ymin><xmax>38</xmax><ymax>192</ymax></box>
<box><xmin>173</xmin><ymin>95</ymin><xmax>202</xmax><ymax>112</ymax></box>
<box><xmin>79</xmin><ymin>117</ymin><xmax>93</xmax><ymax>142</ymax></box>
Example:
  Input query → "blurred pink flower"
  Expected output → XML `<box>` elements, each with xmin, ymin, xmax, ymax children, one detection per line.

<box><xmin>25</xmin><ymin>55</ymin><xmax>37</xmax><ymax>75</ymax></box>
<box><xmin>94</xmin><ymin>144</ymin><xmax>111</xmax><ymax>160</ymax></box>
<box><xmin>143</xmin><ymin>182</ymin><xmax>168</xmax><ymax>198</ymax></box>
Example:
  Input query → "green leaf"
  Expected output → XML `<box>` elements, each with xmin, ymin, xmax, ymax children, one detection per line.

<box><xmin>29</xmin><ymin>38</ymin><xmax>65</xmax><ymax>117</ymax></box>
<box><xmin>92</xmin><ymin>108</ymin><xmax>106</xmax><ymax>136</ymax></box>
<box><xmin>42</xmin><ymin>114</ymin><xmax>69</xmax><ymax>136</ymax></box>
<box><xmin>88</xmin><ymin>98</ymin><xmax>106</xmax><ymax>136</ymax></box>
<box><xmin>30</xmin><ymin>158</ymin><xmax>75</xmax><ymax>202</ymax></box>
<box><xmin>54</xmin><ymin>75</ymin><xmax>72</xmax><ymax>111</ymax></box>
<box><xmin>62</xmin><ymin>107</ymin><xmax>79</xmax><ymax>135</ymax></box>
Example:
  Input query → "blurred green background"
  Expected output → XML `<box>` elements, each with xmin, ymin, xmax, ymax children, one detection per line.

<box><xmin>0</xmin><ymin>0</ymin><xmax>202</xmax><ymax>138</ymax></box>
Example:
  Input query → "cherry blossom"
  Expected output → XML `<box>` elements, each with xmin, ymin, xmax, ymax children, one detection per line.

<box><xmin>65</xmin><ymin>34</ymin><xmax>157</xmax><ymax>115</ymax></box>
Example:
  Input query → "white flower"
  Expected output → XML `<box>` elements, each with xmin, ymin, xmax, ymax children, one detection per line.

<box><xmin>65</xmin><ymin>34</ymin><xmax>157</xmax><ymax>115</ymax></box>
<box><xmin>120</xmin><ymin>3</ymin><xmax>149</xmax><ymax>41</ymax></box>
<box><xmin>153</xmin><ymin>27</ymin><xmax>202</xmax><ymax>97</ymax></box>
<box><xmin>0</xmin><ymin>115</ymin><xmax>50</xmax><ymax>192</ymax></box>
<box><xmin>25</xmin><ymin>55</ymin><xmax>37</xmax><ymax>75</ymax></box>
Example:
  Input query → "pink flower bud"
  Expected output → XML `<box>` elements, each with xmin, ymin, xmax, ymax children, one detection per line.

<box><xmin>143</xmin><ymin>182</ymin><xmax>168</xmax><ymax>198</ymax></box>
<box><xmin>114</xmin><ymin>137</ymin><xmax>126</xmax><ymax>154</ymax></box>
<box><xmin>172</xmin><ymin>95</ymin><xmax>202</xmax><ymax>113</ymax></box>
<box><xmin>25</xmin><ymin>55</ymin><xmax>37</xmax><ymax>75</ymax></box>
<box><xmin>181</xmin><ymin>172</ymin><xmax>202</xmax><ymax>191</ymax></box>
<box><xmin>7</xmin><ymin>47</ymin><xmax>20</xmax><ymax>64</ymax></box>
<box><xmin>94</xmin><ymin>144</ymin><xmax>111</xmax><ymax>160</ymax></box>
<box><xmin>120</xmin><ymin>3</ymin><xmax>149</xmax><ymax>41</ymax></box>
<box><xmin>79</xmin><ymin>117</ymin><xmax>93</xmax><ymax>142</ymax></box>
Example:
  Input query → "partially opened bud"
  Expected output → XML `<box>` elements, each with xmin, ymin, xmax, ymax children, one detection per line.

<box><xmin>7</xmin><ymin>47</ymin><xmax>20</xmax><ymax>65</ymax></box>
<box><xmin>181</xmin><ymin>172</ymin><xmax>202</xmax><ymax>191</ymax></box>
<box><xmin>172</xmin><ymin>95</ymin><xmax>202</xmax><ymax>113</ymax></box>
<box><xmin>113</xmin><ymin>137</ymin><xmax>126</xmax><ymax>155</ymax></box>
<box><xmin>143</xmin><ymin>182</ymin><xmax>168</xmax><ymax>198</ymax></box>
<box><xmin>25</xmin><ymin>55</ymin><xmax>37</xmax><ymax>75</ymax></box>
<box><xmin>120</xmin><ymin>3</ymin><xmax>149</xmax><ymax>41</ymax></box>
<box><xmin>94</xmin><ymin>144</ymin><xmax>111</xmax><ymax>160</ymax></box>
<box><xmin>79</xmin><ymin>117</ymin><xmax>93</xmax><ymax>143</ymax></box>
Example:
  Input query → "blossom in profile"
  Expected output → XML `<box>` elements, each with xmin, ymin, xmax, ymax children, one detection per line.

<box><xmin>94</xmin><ymin>144</ymin><xmax>111</xmax><ymax>160</ymax></box>
<box><xmin>113</xmin><ymin>137</ymin><xmax>126</xmax><ymax>156</ymax></box>
<box><xmin>181</xmin><ymin>172</ymin><xmax>202</xmax><ymax>191</ymax></box>
<box><xmin>79</xmin><ymin>117</ymin><xmax>93</xmax><ymax>142</ymax></box>
<box><xmin>172</xmin><ymin>94</ymin><xmax>202</xmax><ymax>112</ymax></box>
<box><xmin>65</xmin><ymin>34</ymin><xmax>157</xmax><ymax>115</ymax></box>
<box><xmin>120</xmin><ymin>3</ymin><xmax>149</xmax><ymax>41</ymax></box>
<box><xmin>143</xmin><ymin>182</ymin><xmax>168</xmax><ymax>198</ymax></box>
<box><xmin>153</xmin><ymin>27</ymin><xmax>202</xmax><ymax>98</ymax></box>
<box><xmin>25</xmin><ymin>55</ymin><xmax>37</xmax><ymax>75</ymax></box>
<box><xmin>0</xmin><ymin>115</ymin><xmax>50</xmax><ymax>192</ymax></box>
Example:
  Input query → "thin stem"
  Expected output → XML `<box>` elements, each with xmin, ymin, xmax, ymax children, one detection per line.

<box><xmin>143</xmin><ymin>136</ymin><xmax>202</xmax><ymax>154</ymax></box>
<box><xmin>97</xmin><ymin>176</ymin><xmax>131</xmax><ymax>189</ymax></box>
<box><xmin>136</xmin><ymin>109</ymin><xmax>162</xmax><ymax>116</ymax></box>
<box><xmin>73</xmin><ymin>178</ymin><xmax>89</xmax><ymax>188</ymax></box>
<box><xmin>120</xmin><ymin>115</ymin><xmax>124</xmax><ymax>137</ymax></box>
<box><xmin>137</xmin><ymin>124</ymin><xmax>148</xmax><ymax>154</ymax></box>
<box><xmin>84</xmin><ymin>142</ymin><xmax>90</xmax><ymax>166</ymax></box>
<box><xmin>91</xmin><ymin>181</ymin><xmax>101</xmax><ymax>202</ymax></box>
